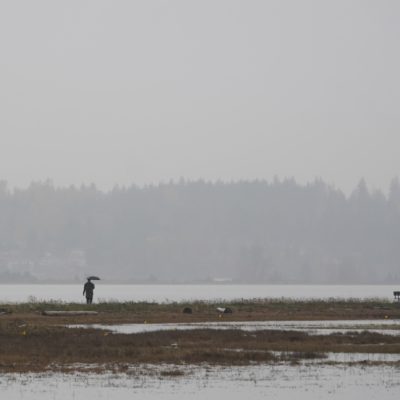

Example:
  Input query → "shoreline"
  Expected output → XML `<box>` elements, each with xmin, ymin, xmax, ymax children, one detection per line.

<box><xmin>1</xmin><ymin>299</ymin><xmax>400</xmax><ymax>373</ymax></box>
<box><xmin>2</xmin><ymin>298</ymin><xmax>400</xmax><ymax>323</ymax></box>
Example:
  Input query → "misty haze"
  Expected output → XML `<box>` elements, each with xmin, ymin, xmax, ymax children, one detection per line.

<box><xmin>2</xmin><ymin>1</ymin><xmax>400</xmax><ymax>398</ymax></box>
<box><xmin>0</xmin><ymin>177</ymin><xmax>399</xmax><ymax>285</ymax></box>
<box><xmin>1</xmin><ymin>1</ymin><xmax>400</xmax><ymax>287</ymax></box>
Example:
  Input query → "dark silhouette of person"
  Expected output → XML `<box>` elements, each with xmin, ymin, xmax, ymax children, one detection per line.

<box><xmin>83</xmin><ymin>279</ymin><xmax>95</xmax><ymax>304</ymax></box>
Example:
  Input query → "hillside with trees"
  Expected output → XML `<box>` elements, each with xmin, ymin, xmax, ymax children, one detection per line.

<box><xmin>0</xmin><ymin>178</ymin><xmax>399</xmax><ymax>283</ymax></box>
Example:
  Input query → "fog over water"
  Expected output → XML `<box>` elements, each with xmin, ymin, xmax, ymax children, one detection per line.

<box><xmin>0</xmin><ymin>2</ymin><xmax>399</xmax><ymax>284</ymax></box>
<box><xmin>0</xmin><ymin>179</ymin><xmax>400</xmax><ymax>284</ymax></box>
<box><xmin>1</xmin><ymin>3</ymin><xmax>399</xmax><ymax>399</ymax></box>
<box><xmin>0</xmin><ymin>284</ymin><xmax>396</xmax><ymax>303</ymax></box>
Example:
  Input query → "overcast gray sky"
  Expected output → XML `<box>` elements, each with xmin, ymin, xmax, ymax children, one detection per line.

<box><xmin>0</xmin><ymin>1</ymin><xmax>399</xmax><ymax>193</ymax></box>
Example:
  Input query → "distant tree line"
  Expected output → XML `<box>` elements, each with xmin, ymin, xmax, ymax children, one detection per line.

<box><xmin>0</xmin><ymin>177</ymin><xmax>399</xmax><ymax>283</ymax></box>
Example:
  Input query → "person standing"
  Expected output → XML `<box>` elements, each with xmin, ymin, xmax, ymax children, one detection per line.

<box><xmin>83</xmin><ymin>278</ymin><xmax>95</xmax><ymax>304</ymax></box>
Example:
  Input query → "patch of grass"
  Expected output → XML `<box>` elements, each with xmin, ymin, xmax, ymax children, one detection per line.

<box><xmin>1</xmin><ymin>297</ymin><xmax>399</xmax><ymax>313</ymax></box>
<box><xmin>280</xmin><ymin>351</ymin><xmax>328</xmax><ymax>361</ymax></box>
<box><xmin>160</xmin><ymin>369</ymin><xmax>185</xmax><ymax>377</ymax></box>
<box><xmin>1</xmin><ymin>299</ymin><xmax>400</xmax><ymax>373</ymax></box>
<box><xmin>0</xmin><ymin>321</ymin><xmax>400</xmax><ymax>373</ymax></box>
<box><xmin>1</xmin><ymin>298</ymin><xmax>400</xmax><ymax>326</ymax></box>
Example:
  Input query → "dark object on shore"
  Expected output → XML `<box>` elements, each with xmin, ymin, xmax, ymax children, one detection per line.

<box><xmin>0</xmin><ymin>308</ymin><xmax>11</xmax><ymax>315</ymax></box>
<box><xmin>394</xmin><ymin>291</ymin><xmax>400</xmax><ymax>302</ymax></box>
<box><xmin>183</xmin><ymin>307</ymin><xmax>192</xmax><ymax>314</ymax></box>
<box><xmin>216</xmin><ymin>307</ymin><xmax>233</xmax><ymax>314</ymax></box>
<box><xmin>83</xmin><ymin>279</ymin><xmax>96</xmax><ymax>304</ymax></box>
<box><xmin>42</xmin><ymin>311</ymin><xmax>99</xmax><ymax>316</ymax></box>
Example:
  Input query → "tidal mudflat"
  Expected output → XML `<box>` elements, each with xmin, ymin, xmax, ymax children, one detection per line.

<box><xmin>1</xmin><ymin>299</ymin><xmax>400</xmax><ymax>372</ymax></box>
<box><xmin>1</xmin><ymin>363</ymin><xmax>399</xmax><ymax>400</ymax></box>
<box><xmin>71</xmin><ymin>319</ymin><xmax>400</xmax><ymax>336</ymax></box>
<box><xmin>1</xmin><ymin>299</ymin><xmax>400</xmax><ymax>398</ymax></box>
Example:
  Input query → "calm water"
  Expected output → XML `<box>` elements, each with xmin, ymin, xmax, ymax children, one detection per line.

<box><xmin>0</xmin><ymin>284</ymin><xmax>397</xmax><ymax>303</ymax></box>
<box><xmin>1</xmin><ymin>364</ymin><xmax>399</xmax><ymax>400</ymax></box>
<box><xmin>70</xmin><ymin>319</ymin><xmax>400</xmax><ymax>336</ymax></box>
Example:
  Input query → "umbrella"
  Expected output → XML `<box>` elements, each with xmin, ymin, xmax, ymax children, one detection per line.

<box><xmin>87</xmin><ymin>276</ymin><xmax>100</xmax><ymax>280</ymax></box>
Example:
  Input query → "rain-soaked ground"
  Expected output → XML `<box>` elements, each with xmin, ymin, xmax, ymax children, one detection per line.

<box><xmin>70</xmin><ymin>318</ymin><xmax>400</xmax><ymax>335</ymax></box>
<box><xmin>4</xmin><ymin>296</ymin><xmax>400</xmax><ymax>398</ymax></box>
<box><xmin>3</xmin><ymin>319</ymin><xmax>400</xmax><ymax>398</ymax></box>
<box><xmin>0</xmin><ymin>362</ymin><xmax>399</xmax><ymax>400</ymax></box>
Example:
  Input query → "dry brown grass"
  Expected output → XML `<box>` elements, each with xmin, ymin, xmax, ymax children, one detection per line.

<box><xmin>0</xmin><ymin>298</ymin><xmax>399</xmax><ymax>327</ymax></box>
<box><xmin>1</xmin><ymin>319</ymin><xmax>400</xmax><ymax>373</ymax></box>
<box><xmin>1</xmin><ymin>299</ymin><xmax>400</xmax><ymax>373</ymax></box>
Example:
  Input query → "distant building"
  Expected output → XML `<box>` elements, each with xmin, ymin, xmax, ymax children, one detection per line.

<box><xmin>212</xmin><ymin>277</ymin><xmax>233</xmax><ymax>283</ymax></box>
<box><xmin>0</xmin><ymin>249</ymin><xmax>87</xmax><ymax>282</ymax></box>
<box><xmin>34</xmin><ymin>250</ymin><xmax>87</xmax><ymax>282</ymax></box>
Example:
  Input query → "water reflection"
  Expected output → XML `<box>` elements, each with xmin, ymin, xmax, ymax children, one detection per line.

<box><xmin>70</xmin><ymin>319</ymin><xmax>400</xmax><ymax>336</ymax></box>
<box><xmin>0</xmin><ymin>363</ymin><xmax>399</xmax><ymax>400</ymax></box>
<box><xmin>0</xmin><ymin>284</ymin><xmax>397</xmax><ymax>303</ymax></box>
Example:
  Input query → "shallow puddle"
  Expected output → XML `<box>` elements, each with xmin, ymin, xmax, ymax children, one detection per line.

<box><xmin>69</xmin><ymin>319</ymin><xmax>400</xmax><ymax>336</ymax></box>
<box><xmin>1</xmin><ymin>363</ymin><xmax>399</xmax><ymax>399</ymax></box>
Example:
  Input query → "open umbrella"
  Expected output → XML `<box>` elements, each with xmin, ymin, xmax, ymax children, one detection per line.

<box><xmin>87</xmin><ymin>276</ymin><xmax>100</xmax><ymax>280</ymax></box>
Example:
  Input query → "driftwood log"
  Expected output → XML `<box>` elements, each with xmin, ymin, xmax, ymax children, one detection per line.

<box><xmin>42</xmin><ymin>310</ymin><xmax>99</xmax><ymax>316</ymax></box>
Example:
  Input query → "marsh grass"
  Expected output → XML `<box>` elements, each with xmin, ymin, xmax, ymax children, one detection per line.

<box><xmin>1</xmin><ymin>299</ymin><xmax>400</xmax><ymax>373</ymax></box>
<box><xmin>279</xmin><ymin>351</ymin><xmax>328</xmax><ymax>360</ymax></box>
<box><xmin>1</xmin><ymin>320</ymin><xmax>400</xmax><ymax>373</ymax></box>
<box><xmin>1</xmin><ymin>298</ymin><xmax>399</xmax><ymax>321</ymax></box>
<box><xmin>160</xmin><ymin>369</ymin><xmax>185</xmax><ymax>377</ymax></box>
